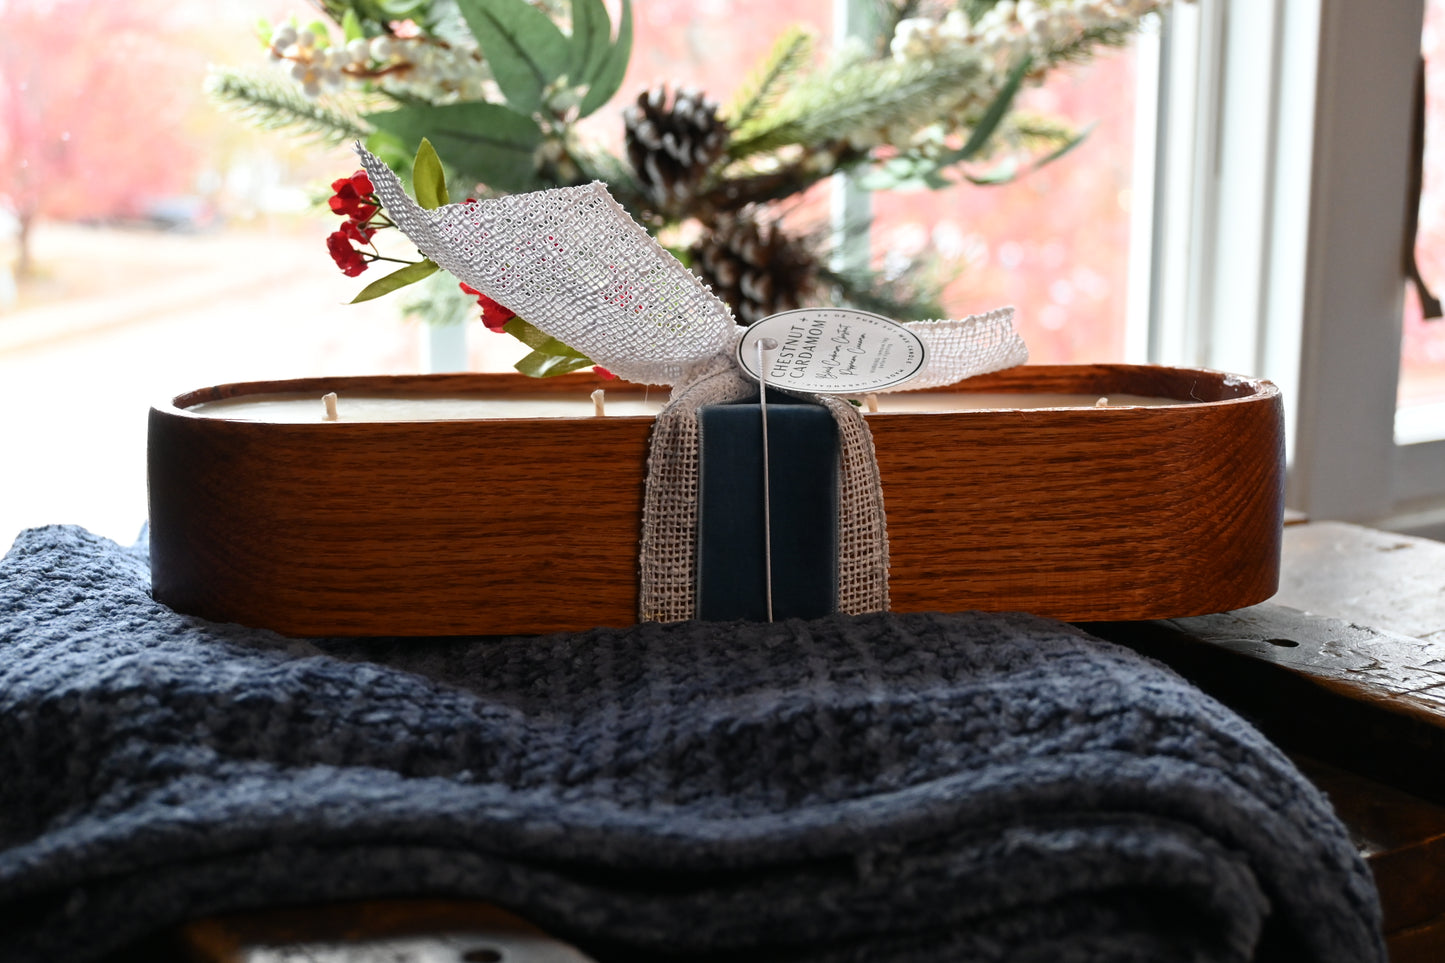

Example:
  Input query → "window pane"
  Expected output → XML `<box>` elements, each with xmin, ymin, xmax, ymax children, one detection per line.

<box><xmin>0</xmin><ymin>0</ymin><xmax>423</xmax><ymax>546</ymax></box>
<box><xmin>1403</xmin><ymin>0</ymin><xmax>1445</xmax><ymax>420</ymax></box>
<box><xmin>870</xmin><ymin>45</ymin><xmax>1139</xmax><ymax>363</ymax></box>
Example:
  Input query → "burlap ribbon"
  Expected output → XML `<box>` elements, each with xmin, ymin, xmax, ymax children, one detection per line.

<box><xmin>356</xmin><ymin>147</ymin><xmax>1027</xmax><ymax>621</ymax></box>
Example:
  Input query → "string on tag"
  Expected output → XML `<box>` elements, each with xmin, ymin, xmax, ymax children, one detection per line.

<box><xmin>756</xmin><ymin>337</ymin><xmax>778</xmax><ymax>622</ymax></box>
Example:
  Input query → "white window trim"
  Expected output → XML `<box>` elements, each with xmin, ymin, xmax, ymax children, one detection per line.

<box><xmin>1138</xmin><ymin>0</ymin><xmax>1445</xmax><ymax>535</ymax></box>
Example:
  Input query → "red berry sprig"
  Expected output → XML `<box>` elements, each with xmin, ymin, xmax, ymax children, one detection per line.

<box><xmin>323</xmin><ymin>170</ymin><xmax>411</xmax><ymax>277</ymax></box>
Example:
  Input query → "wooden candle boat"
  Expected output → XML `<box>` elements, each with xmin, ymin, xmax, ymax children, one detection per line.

<box><xmin>147</xmin><ymin>364</ymin><xmax>1284</xmax><ymax>636</ymax></box>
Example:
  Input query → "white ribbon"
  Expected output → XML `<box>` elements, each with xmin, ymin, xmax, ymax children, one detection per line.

<box><xmin>354</xmin><ymin>145</ymin><xmax>1027</xmax><ymax>390</ymax></box>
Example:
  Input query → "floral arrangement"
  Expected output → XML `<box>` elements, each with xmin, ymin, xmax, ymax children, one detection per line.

<box><xmin>324</xmin><ymin>138</ymin><xmax>615</xmax><ymax>375</ymax></box>
<box><xmin>209</xmin><ymin>0</ymin><xmax>1177</xmax><ymax>376</ymax></box>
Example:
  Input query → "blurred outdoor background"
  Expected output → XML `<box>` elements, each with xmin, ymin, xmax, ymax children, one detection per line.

<box><xmin>2</xmin><ymin>0</ymin><xmax>1443</xmax><ymax>549</ymax></box>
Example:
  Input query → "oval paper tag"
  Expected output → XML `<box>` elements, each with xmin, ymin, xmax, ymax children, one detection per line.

<box><xmin>736</xmin><ymin>308</ymin><xmax>928</xmax><ymax>394</ymax></box>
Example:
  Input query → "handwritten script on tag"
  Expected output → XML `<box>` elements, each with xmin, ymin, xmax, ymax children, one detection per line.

<box><xmin>736</xmin><ymin>308</ymin><xmax>929</xmax><ymax>394</ymax></box>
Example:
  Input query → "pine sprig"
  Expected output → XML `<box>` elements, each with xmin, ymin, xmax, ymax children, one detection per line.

<box><xmin>1041</xmin><ymin>23</ymin><xmax>1146</xmax><ymax>68</ymax></box>
<box><xmin>728</xmin><ymin>50</ymin><xmax>987</xmax><ymax>160</ymax></box>
<box><xmin>205</xmin><ymin>65</ymin><xmax>373</xmax><ymax>145</ymax></box>
<box><xmin>723</xmin><ymin>26</ymin><xmax>815</xmax><ymax>131</ymax></box>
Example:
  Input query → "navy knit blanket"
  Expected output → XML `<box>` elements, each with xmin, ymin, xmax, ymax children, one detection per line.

<box><xmin>0</xmin><ymin>526</ymin><xmax>1383</xmax><ymax>962</ymax></box>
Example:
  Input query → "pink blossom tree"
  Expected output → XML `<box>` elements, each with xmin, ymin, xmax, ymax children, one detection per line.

<box><xmin>0</xmin><ymin>0</ymin><xmax>199</xmax><ymax>276</ymax></box>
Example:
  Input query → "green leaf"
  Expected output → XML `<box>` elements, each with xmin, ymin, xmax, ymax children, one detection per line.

<box><xmin>577</xmin><ymin>0</ymin><xmax>631</xmax><ymax>117</ymax></box>
<box><xmin>502</xmin><ymin>317</ymin><xmax>597</xmax><ymax>377</ymax></box>
<box><xmin>256</xmin><ymin>18</ymin><xmax>274</xmax><ymax>46</ymax></box>
<box><xmin>569</xmin><ymin>0</ymin><xmax>610</xmax><ymax>87</ymax></box>
<box><xmin>366</xmin><ymin>102</ymin><xmax>544</xmax><ymax>192</ymax></box>
<box><xmin>306</xmin><ymin>19</ymin><xmax>332</xmax><ymax>48</ymax></box>
<box><xmin>456</xmin><ymin>0</ymin><xmax>571</xmax><ymax>113</ymax></box>
<box><xmin>377</xmin><ymin>0</ymin><xmax>430</xmax><ymax>17</ymax></box>
<box><xmin>502</xmin><ymin>317</ymin><xmax>591</xmax><ymax>358</ymax></box>
<box><xmin>412</xmin><ymin>138</ymin><xmax>449</xmax><ymax>209</ymax></box>
<box><xmin>514</xmin><ymin>349</ymin><xmax>596</xmax><ymax>377</ymax></box>
<box><xmin>349</xmin><ymin>259</ymin><xmax>440</xmax><ymax>303</ymax></box>
<box><xmin>1034</xmin><ymin>121</ymin><xmax>1094</xmax><ymax>168</ymax></box>
<box><xmin>963</xmin><ymin>157</ymin><xmax>1020</xmax><ymax>186</ymax></box>
<box><xmin>937</xmin><ymin>55</ymin><xmax>1033</xmax><ymax>166</ymax></box>
<box><xmin>341</xmin><ymin>9</ymin><xmax>364</xmax><ymax>42</ymax></box>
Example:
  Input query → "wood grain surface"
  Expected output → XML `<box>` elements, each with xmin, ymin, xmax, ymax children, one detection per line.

<box><xmin>1275</xmin><ymin>521</ymin><xmax>1445</xmax><ymax>644</ymax></box>
<box><xmin>148</xmin><ymin>364</ymin><xmax>1283</xmax><ymax>636</ymax></box>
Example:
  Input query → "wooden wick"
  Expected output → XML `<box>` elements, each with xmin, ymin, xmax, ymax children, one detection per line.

<box><xmin>865</xmin><ymin>393</ymin><xmax>879</xmax><ymax>413</ymax></box>
<box><xmin>322</xmin><ymin>392</ymin><xmax>339</xmax><ymax>421</ymax></box>
<box><xmin>591</xmin><ymin>388</ymin><xmax>605</xmax><ymax>417</ymax></box>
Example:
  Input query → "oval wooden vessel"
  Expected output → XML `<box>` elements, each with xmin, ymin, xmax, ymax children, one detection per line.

<box><xmin>148</xmin><ymin>364</ymin><xmax>1284</xmax><ymax>636</ymax></box>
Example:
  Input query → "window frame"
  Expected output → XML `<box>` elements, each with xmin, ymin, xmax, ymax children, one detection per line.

<box><xmin>1137</xmin><ymin>0</ymin><xmax>1445</xmax><ymax>534</ymax></box>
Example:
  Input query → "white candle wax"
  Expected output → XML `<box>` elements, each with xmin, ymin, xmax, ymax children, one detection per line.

<box><xmin>865</xmin><ymin>391</ymin><xmax>1182</xmax><ymax>412</ymax></box>
<box><xmin>185</xmin><ymin>390</ymin><xmax>1183</xmax><ymax>423</ymax></box>
<box><xmin>187</xmin><ymin>393</ymin><xmax>668</xmax><ymax>422</ymax></box>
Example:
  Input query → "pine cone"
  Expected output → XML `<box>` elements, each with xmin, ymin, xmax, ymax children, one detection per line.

<box><xmin>691</xmin><ymin>210</ymin><xmax>819</xmax><ymax>325</ymax></box>
<box><xmin>624</xmin><ymin>84</ymin><xmax>728</xmax><ymax>215</ymax></box>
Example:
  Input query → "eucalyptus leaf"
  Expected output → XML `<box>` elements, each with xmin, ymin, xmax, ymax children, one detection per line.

<box><xmin>514</xmin><ymin>349</ymin><xmax>597</xmax><ymax>378</ymax></box>
<box><xmin>577</xmin><ymin>0</ymin><xmax>631</xmax><ymax>118</ymax></box>
<box><xmin>456</xmin><ymin>0</ymin><xmax>571</xmax><ymax>114</ymax></box>
<box><xmin>569</xmin><ymin>0</ymin><xmax>610</xmax><ymax>88</ymax></box>
<box><xmin>349</xmin><ymin>259</ymin><xmax>440</xmax><ymax>303</ymax></box>
<box><xmin>412</xmin><ymin>138</ymin><xmax>449</xmax><ymax>209</ymax></box>
<box><xmin>366</xmin><ymin>103</ymin><xmax>544</xmax><ymax>192</ymax></box>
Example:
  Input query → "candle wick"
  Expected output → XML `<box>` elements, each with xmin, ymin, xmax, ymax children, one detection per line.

<box><xmin>865</xmin><ymin>393</ymin><xmax>879</xmax><ymax>413</ymax></box>
<box><xmin>322</xmin><ymin>392</ymin><xmax>339</xmax><ymax>421</ymax></box>
<box><xmin>591</xmin><ymin>388</ymin><xmax>605</xmax><ymax>417</ymax></box>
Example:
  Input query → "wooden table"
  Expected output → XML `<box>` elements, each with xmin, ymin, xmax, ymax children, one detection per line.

<box><xmin>164</xmin><ymin>521</ymin><xmax>1445</xmax><ymax>963</ymax></box>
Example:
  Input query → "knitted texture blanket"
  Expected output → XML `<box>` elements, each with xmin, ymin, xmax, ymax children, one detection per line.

<box><xmin>0</xmin><ymin>526</ymin><xmax>1383</xmax><ymax>962</ymax></box>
